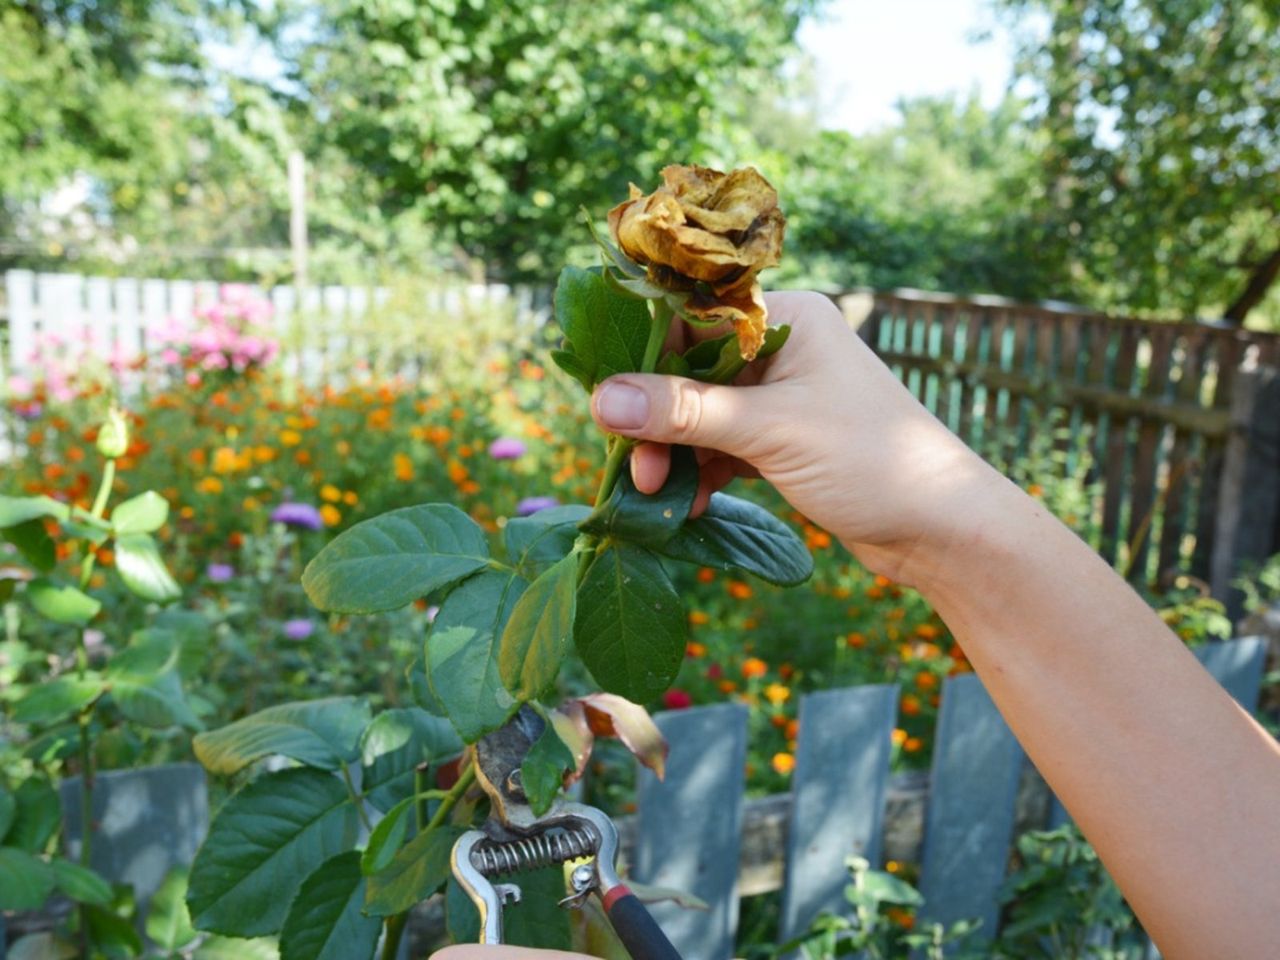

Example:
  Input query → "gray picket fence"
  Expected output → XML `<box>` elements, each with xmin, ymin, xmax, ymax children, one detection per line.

<box><xmin>630</xmin><ymin>635</ymin><xmax>1268</xmax><ymax>959</ymax></box>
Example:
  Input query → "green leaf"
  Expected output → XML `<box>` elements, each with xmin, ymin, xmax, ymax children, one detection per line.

<box><xmin>106</xmin><ymin>640</ymin><xmax>202</xmax><ymax>731</ymax></box>
<box><xmin>503</xmin><ymin>504</ymin><xmax>590</xmax><ymax>576</ymax></box>
<box><xmin>114</xmin><ymin>532</ymin><xmax>181</xmax><ymax>603</ymax></box>
<box><xmin>657</xmin><ymin>492</ymin><xmax>813</xmax><ymax>586</ymax></box>
<box><xmin>301</xmin><ymin>505</ymin><xmax>489</xmax><ymax>614</ymax></box>
<box><xmin>0</xmin><ymin>785</ymin><xmax>14</xmax><ymax>840</ymax></box>
<box><xmin>359</xmin><ymin>708</ymin><xmax>462</xmax><ymax>812</ymax></box>
<box><xmin>194</xmin><ymin>937</ymin><xmax>279</xmax><ymax>960</ymax></box>
<box><xmin>5</xmin><ymin>778</ymin><xmax>60</xmax><ymax>852</ymax></box>
<box><xmin>656</xmin><ymin>351</ymin><xmax>692</xmax><ymax>377</ymax></box>
<box><xmin>187</xmin><ymin>768</ymin><xmax>360</xmax><ymax>937</ymax></box>
<box><xmin>550</xmin><ymin>348</ymin><xmax>593</xmax><ymax>392</ymax></box>
<box><xmin>7</xmin><ymin>932</ymin><xmax>79</xmax><ymax>960</ymax></box>
<box><xmin>602</xmin><ymin>264</ymin><xmax>668</xmax><ymax>301</ymax></box>
<box><xmin>146</xmin><ymin>868</ymin><xmax>198</xmax><ymax>950</ymax></box>
<box><xmin>193</xmin><ymin>697</ymin><xmax>372</xmax><ymax>776</ymax></box>
<box><xmin>573</xmin><ymin>544</ymin><xmax>685</xmax><ymax>704</ymax></box>
<box><xmin>4</xmin><ymin>519</ymin><xmax>55</xmax><ymax>572</ymax></box>
<box><xmin>364</xmin><ymin>824</ymin><xmax>464</xmax><ymax>917</ymax></box>
<box><xmin>360</xmin><ymin>794</ymin><xmax>416</xmax><ymax>876</ymax></box>
<box><xmin>110</xmin><ymin>491</ymin><xmax>169</xmax><ymax>535</ymax></box>
<box><xmin>280</xmin><ymin>851</ymin><xmax>380</xmax><ymax>960</ymax></box>
<box><xmin>0</xmin><ymin>494</ymin><xmax>69</xmax><ymax>528</ymax></box>
<box><xmin>83</xmin><ymin>903</ymin><xmax>144</xmax><ymax>957</ymax></box>
<box><xmin>494</xmin><ymin>864</ymin><xmax>574</xmax><ymax>950</ymax></box>
<box><xmin>407</xmin><ymin>657</ymin><xmax>448</xmax><ymax>717</ymax></box>
<box><xmin>26</xmin><ymin>577</ymin><xmax>101</xmax><ymax>625</ymax></box>
<box><xmin>0</xmin><ymin>847</ymin><xmax>55</xmax><ymax>910</ymax></box>
<box><xmin>50</xmin><ymin>859</ymin><xmax>113</xmax><ymax>905</ymax></box>
<box><xmin>553</xmin><ymin>266</ymin><xmax>652</xmax><ymax>388</ymax></box>
<box><xmin>581</xmin><ymin>210</ymin><xmax>647</xmax><ymax>281</ymax></box>
<box><xmin>678</xmin><ymin>324</ymin><xmax>791</xmax><ymax>385</ymax></box>
<box><xmin>580</xmin><ymin>446</ymin><xmax>698</xmax><ymax>548</ymax></box>
<box><xmin>62</xmin><ymin>511</ymin><xmax>112</xmax><ymax>545</ymax></box>
<box><xmin>426</xmin><ymin>570</ymin><xmax>527</xmax><ymax>743</ymax></box>
<box><xmin>520</xmin><ymin>722</ymin><xmax>573</xmax><ymax>817</ymax></box>
<box><xmin>498</xmin><ymin>553</ymin><xmax>578</xmax><ymax>702</ymax></box>
<box><xmin>12</xmin><ymin>674</ymin><xmax>104</xmax><ymax>725</ymax></box>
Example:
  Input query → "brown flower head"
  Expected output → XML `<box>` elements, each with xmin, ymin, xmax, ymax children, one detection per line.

<box><xmin>607</xmin><ymin>164</ymin><xmax>785</xmax><ymax>360</ymax></box>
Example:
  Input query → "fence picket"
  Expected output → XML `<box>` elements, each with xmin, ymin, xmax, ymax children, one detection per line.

<box><xmin>917</xmin><ymin>673</ymin><xmax>1023</xmax><ymax>939</ymax></box>
<box><xmin>779</xmin><ymin>684</ymin><xmax>898</xmax><ymax>941</ymax></box>
<box><xmin>635</xmin><ymin>702</ymin><xmax>749</xmax><ymax>960</ymax></box>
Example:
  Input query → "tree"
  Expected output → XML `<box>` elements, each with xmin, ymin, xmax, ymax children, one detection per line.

<box><xmin>999</xmin><ymin>0</ymin><xmax>1280</xmax><ymax>326</ymax></box>
<box><xmin>275</xmin><ymin>0</ymin><xmax>821</xmax><ymax>283</ymax></box>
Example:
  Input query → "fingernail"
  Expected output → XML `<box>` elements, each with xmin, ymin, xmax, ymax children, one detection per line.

<box><xmin>595</xmin><ymin>381</ymin><xmax>649</xmax><ymax>430</ymax></box>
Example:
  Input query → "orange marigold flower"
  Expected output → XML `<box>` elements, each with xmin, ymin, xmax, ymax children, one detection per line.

<box><xmin>458</xmin><ymin>444</ymin><xmax>474</xmax><ymax>458</ymax></box>
<box><xmin>778</xmin><ymin>662</ymin><xmax>794</xmax><ymax>680</ymax></box>
<box><xmin>886</xmin><ymin>907</ymin><xmax>915</xmax><ymax>930</ymax></box>
<box><xmin>915</xmin><ymin>623</ymin><xmax>941</xmax><ymax>640</ymax></box>
<box><xmin>846</xmin><ymin>632</ymin><xmax>867</xmax><ymax>649</ymax></box>
<box><xmin>903</xmin><ymin>737</ymin><xmax>924</xmax><ymax>753</ymax></box>
<box><xmin>450</xmin><ymin>407</ymin><xmax>465</xmax><ymax>421</ymax></box>
<box><xmin>179</xmin><ymin>506</ymin><xmax>196</xmax><ymax>519</ymax></box>
<box><xmin>320</xmin><ymin>484</ymin><xmax>342</xmax><ymax>502</ymax></box>
<box><xmin>320</xmin><ymin>504</ymin><xmax>341</xmax><ymax>527</ymax></box>
<box><xmin>865</xmin><ymin>585</ymin><xmax>884</xmax><ymax>600</ymax></box>
<box><xmin>764</xmin><ymin>683</ymin><xmax>790</xmax><ymax>705</ymax></box>
<box><xmin>460</xmin><ymin>480</ymin><xmax>481</xmax><ymax>496</ymax></box>
<box><xmin>874</xmin><ymin>574</ymin><xmax>892</xmax><ymax>588</ymax></box>
<box><xmin>900</xmin><ymin>694</ymin><xmax>922</xmax><ymax>717</ymax></box>
<box><xmin>196</xmin><ymin>477</ymin><xmax>223</xmax><ymax>495</ymax></box>
<box><xmin>280</xmin><ymin>429</ymin><xmax>302</xmax><ymax>446</ymax></box>
<box><xmin>295</xmin><ymin>450</ymin><xmax>312</xmax><ymax>465</ymax></box>
<box><xmin>771</xmin><ymin>752</ymin><xmax>796</xmax><ymax>775</ymax></box>
<box><xmin>785</xmin><ymin>718</ymin><xmax>800</xmax><ymax>740</ymax></box>
<box><xmin>741</xmin><ymin>657</ymin><xmax>768</xmax><ymax>679</ymax></box>
<box><xmin>696</xmin><ymin>567</ymin><xmax>716</xmax><ymax>583</ymax></box>
<box><xmin>688</xmin><ymin>610</ymin><xmax>710</xmax><ymax>626</ymax></box>
<box><xmin>254</xmin><ymin>444</ymin><xmax>276</xmax><ymax>463</ymax></box>
<box><xmin>95</xmin><ymin>547</ymin><xmax>114</xmax><ymax>567</ymax></box>
<box><xmin>242</xmin><ymin>497</ymin><xmax>260</xmax><ymax>512</ymax></box>
<box><xmin>211</xmin><ymin>446</ymin><xmax>238</xmax><ymax>474</ymax></box>
<box><xmin>806</xmin><ymin>529</ymin><xmax>831</xmax><ymax>549</ymax></box>
<box><xmin>727</xmin><ymin>580</ymin><xmax>753</xmax><ymax>600</ymax></box>
<box><xmin>718</xmin><ymin>679</ymin><xmax>738</xmax><ymax>694</ymax></box>
<box><xmin>832</xmin><ymin>585</ymin><xmax>851</xmax><ymax>599</ymax></box>
<box><xmin>1027</xmin><ymin>483</ymin><xmax>1044</xmax><ymax>497</ymax></box>
<box><xmin>891</xmin><ymin>728</ymin><xmax>908</xmax><ymax>746</ymax></box>
<box><xmin>915</xmin><ymin>671</ymin><xmax>939</xmax><ymax>691</ymax></box>
<box><xmin>447</xmin><ymin>460</ymin><xmax>469</xmax><ymax>485</ymax></box>
<box><xmin>228</xmin><ymin>531</ymin><xmax>244</xmax><ymax>549</ymax></box>
<box><xmin>394</xmin><ymin>453</ymin><xmax>414</xmax><ymax>482</ymax></box>
<box><xmin>342</xmin><ymin>490</ymin><xmax>359</xmax><ymax>505</ymax></box>
<box><xmin>685</xmin><ymin>641</ymin><xmax>707</xmax><ymax>658</ymax></box>
<box><xmin>742</xmin><ymin>617</ymin><xmax>758</xmax><ymax>630</ymax></box>
<box><xmin>770</xmin><ymin>714</ymin><xmax>789</xmax><ymax>729</ymax></box>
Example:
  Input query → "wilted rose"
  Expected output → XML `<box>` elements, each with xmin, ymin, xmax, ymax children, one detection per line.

<box><xmin>608</xmin><ymin>164</ymin><xmax>785</xmax><ymax>360</ymax></box>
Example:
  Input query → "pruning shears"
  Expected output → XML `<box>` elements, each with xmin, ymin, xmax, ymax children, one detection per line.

<box><xmin>450</xmin><ymin>705</ymin><xmax>683</xmax><ymax>959</ymax></box>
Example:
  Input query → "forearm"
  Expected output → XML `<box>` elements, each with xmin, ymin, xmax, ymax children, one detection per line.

<box><xmin>910</xmin><ymin>467</ymin><xmax>1280</xmax><ymax>960</ymax></box>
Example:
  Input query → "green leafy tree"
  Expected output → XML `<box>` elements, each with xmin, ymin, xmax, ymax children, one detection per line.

<box><xmin>999</xmin><ymin>0</ymin><xmax>1280</xmax><ymax>326</ymax></box>
<box><xmin>276</xmin><ymin>0</ymin><xmax>820</xmax><ymax>282</ymax></box>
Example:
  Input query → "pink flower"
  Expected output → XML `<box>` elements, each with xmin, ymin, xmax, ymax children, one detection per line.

<box><xmin>663</xmin><ymin>689</ymin><xmax>693</xmax><ymax>710</ymax></box>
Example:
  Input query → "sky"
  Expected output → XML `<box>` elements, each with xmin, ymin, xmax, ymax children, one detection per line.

<box><xmin>797</xmin><ymin>0</ymin><xmax>1018</xmax><ymax>134</ymax></box>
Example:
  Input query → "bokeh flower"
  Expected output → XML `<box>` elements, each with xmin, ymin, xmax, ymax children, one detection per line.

<box><xmin>283</xmin><ymin>619</ymin><xmax>315</xmax><ymax>640</ymax></box>
<box><xmin>662</xmin><ymin>689</ymin><xmax>692</xmax><ymax>710</ymax></box>
<box><xmin>516</xmin><ymin>495</ymin><xmax>559</xmax><ymax>517</ymax></box>
<box><xmin>488</xmin><ymin>437</ymin><xmax>527</xmax><ymax>460</ymax></box>
<box><xmin>270</xmin><ymin>502</ymin><xmax>324</xmax><ymax>531</ymax></box>
<box><xmin>206</xmin><ymin>563</ymin><xmax>234</xmax><ymax>583</ymax></box>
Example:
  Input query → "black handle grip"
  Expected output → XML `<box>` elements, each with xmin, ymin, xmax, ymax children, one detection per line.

<box><xmin>604</xmin><ymin>887</ymin><xmax>684</xmax><ymax>960</ymax></box>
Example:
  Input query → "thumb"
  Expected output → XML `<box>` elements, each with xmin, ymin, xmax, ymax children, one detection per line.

<box><xmin>590</xmin><ymin>374</ymin><xmax>757</xmax><ymax>454</ymax></box>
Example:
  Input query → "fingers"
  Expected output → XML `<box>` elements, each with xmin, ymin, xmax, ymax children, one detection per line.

<box><xmin>591</xmin><ymin>375</ymin><xmax>760</xmax><ymax>457</ymax></box>
<box><xmin>630</xmin><ymin>442</ymin><xmax>670</xmax><ymax>494</ymax></box>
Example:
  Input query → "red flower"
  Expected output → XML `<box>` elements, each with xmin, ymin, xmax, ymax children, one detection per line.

<box><xmin>663</xmin><ymin>689</ymin><xmax>693</xmax><ymax>710</ymax></box>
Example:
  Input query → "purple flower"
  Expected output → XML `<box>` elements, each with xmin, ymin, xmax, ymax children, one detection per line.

<box><xmin>488</xmin><ymin>437</ymin><xmax>527</xmax><ymax>461</ymax></box>
<box><xmin>282</xmin><ymin>618</ymin><xmax>315</xmax><ymax>640</ymax></box>
<box><xmin>516</xmin><ymin>496</ymin><xmax>559</xmax><ymax>517</ymax></box>
<box><xmin>206</xmin><ymin>563</ymin><xmax>235</xmax><ymax>583</ymax></box>
<box><xmin>270</xmin><ymin>502</ymin><xmax>324</xmax><ymax>531</ymax></box>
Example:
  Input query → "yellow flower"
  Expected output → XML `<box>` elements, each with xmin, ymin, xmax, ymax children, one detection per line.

<box><xmin>320</xmin><ymin>504</ymin><xmax>341</xmax><ymax>527</ymax></box>
<box><xmin>763</xmin><ymin>683</ymin><xmax>790</xmax><ymax>706</ymax></box>
<box><xmin>393</xmin><ymin>452</ymin><xmax>414</xmax><ymax>482</ymax></box>
<box><xmin>280</xmin><ymin>429</ymin><xmax>302</xmax><ymax>447</ymax></box>
<box><xmin>253</xmin><ymin>445</ymin><xmax>276</xmax><ymax>463</ymax></box>
<box><xmin>320</xmin><ymin>484</ymin><xmax>342</xmax><ymax>503</ymax></box>
<box><xmin>771</xmin><ymin>752</ymin><xmax>796</xmax><ymax>775</ymax></box>
<box><xmin>342</xmin><ymin>490</ymin><xmax>358</xmax><ymax>506</ymax></box>
<box><xmin>211</xmin><ymin>446</ymin><xmax>238</xmax><ymax>475</ymax></box>
<box><xmin>196</xmin><ymin>477</ymin><xmax>223</xmax><ymax>495</ymax></box>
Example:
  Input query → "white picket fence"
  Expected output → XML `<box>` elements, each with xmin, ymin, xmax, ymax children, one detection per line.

<box><xmin>0</xmin><ymin>270</ymin><xmax>550</xmax><ymax>387</ymax></box>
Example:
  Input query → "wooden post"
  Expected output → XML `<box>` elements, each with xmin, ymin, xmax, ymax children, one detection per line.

<box><xmin>1210</xmin><ymin>365</ymin><xmax>1280</xmax><ymax>620</ymax></box>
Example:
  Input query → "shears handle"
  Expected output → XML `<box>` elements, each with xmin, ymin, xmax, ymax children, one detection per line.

<box><xmin>601</xmin><ymin>883</ymin><xmax>683</xmax><ymax>960</ymax></box>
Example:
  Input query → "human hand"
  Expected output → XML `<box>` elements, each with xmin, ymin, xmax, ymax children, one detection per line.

<box><xmin>589</xmin><ymin>291</ymin><xmax>1002</xmax><ymax>587</ymax></box>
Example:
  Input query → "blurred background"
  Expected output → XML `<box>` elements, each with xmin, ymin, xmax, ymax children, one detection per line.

<box><xmin>2</xmin><ymin>0</ymin><xmax>1277</xmax><ymax>327</ymax></box>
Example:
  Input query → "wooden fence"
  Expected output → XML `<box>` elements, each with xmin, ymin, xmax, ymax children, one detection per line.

<box><xmin>840</xmin><ymin>290</ymin><xmax>1280</xmax><ymax>608</ymax></box>
<box><xmin>629</xmin><ymin>635</ymin><xmax>1268</xmax><ymax>959</ymax></box>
